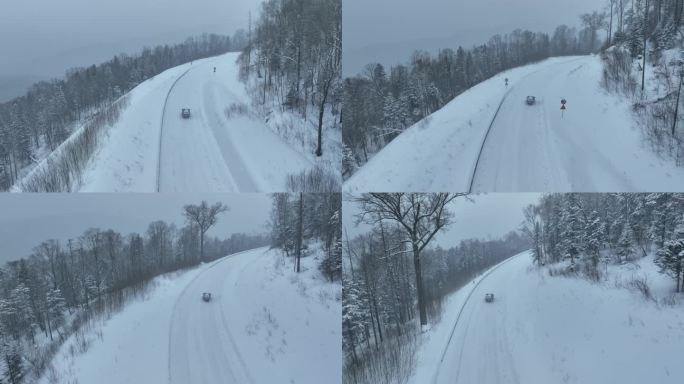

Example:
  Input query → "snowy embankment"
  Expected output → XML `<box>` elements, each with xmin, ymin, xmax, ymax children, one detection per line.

<box><xmin>412</xmin><ymin>251</ymin><xmax>684</xmax><ymax>384</ymax></box>
<box><xmin>72</xmin><ymin>52</ymin><xmax>313</xmax><ymax>192</ymax></box>
<box><xmin>41</xmin><ymin>247</ymin><xmax>341</xmax><ymax>384</ymax></box>
<box><xmin>344</xmin><ymin>55</ymin><xmax>684</xmax><ymax>192</ymax></box>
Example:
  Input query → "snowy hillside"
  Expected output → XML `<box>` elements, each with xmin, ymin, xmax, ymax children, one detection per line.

<box><xmin>412</xmin><ymin>251</ymin><xmax>684</xmax><ymax>384</ymax></box>
<box><xmin>344</xmin><ymin>55</ymin><xmax>684</xmax><ymax>192</ymax></box>
<box><xmin>19</xmin><ymin>52</ymin><xmax>316</xmax><ymax>192</ymax></box>
<box><xmin>40</xmin><ymin>247</ymin><xmax>341</xmax><ymax>384</ymax></box>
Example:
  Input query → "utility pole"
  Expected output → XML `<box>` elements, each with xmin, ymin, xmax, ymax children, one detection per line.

<box><xmin>641</xmin><ymin>0</ymin><xmax>649</xmax><ymax>93</ymax></box>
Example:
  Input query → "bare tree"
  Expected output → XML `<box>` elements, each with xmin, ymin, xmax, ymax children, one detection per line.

<box><xmin>183</xmin><ymin>201</ymin><xmax>229</xmax><ymax>262</ymax></box>
<box><xmin>581</xmin><ymin>11</ymin><xmax>608</xmax><ymax>51</ymax></box>
<box><xmin>354</xmin><ymin>193</ymin><xmax>467</xmax><ymax>327</ymax></box>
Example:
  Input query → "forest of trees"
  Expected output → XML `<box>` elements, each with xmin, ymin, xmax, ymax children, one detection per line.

<box><xmin>600</xmin><ymin>0</ymin><xmax>684</xmax><ymax>166</ymax></box>
<box><xmin>240</xmin><ymin>0</ymin><xmax>342</xmax><ymax>191</ymax></box>
<box><xmin>0</xmin><ymin>32</ymin><xmax>247</xmax><ymax>191</ymax></box>
<box><xmin>522</xmin><ymin>193</ymin><xmax>684</xmax><ymax>291</ymax></box>
<box><xmin>342</xmin><ymin>193</ymin><xmax>529</xmax><ymax>384</ymax></box>
<box><xmin>0</xmin><ymin>201</ymin><xmax>268</xmax><ymax>383</ymax></box>
<box><xmin>342</xmin><ymin>22</ymin><xmax>599</xmax><ymax>178</ymax></box>
<box><xmin>270</xmin><ymin>193</ymin><xmax>342</xmax><ymax>282</ymax></box>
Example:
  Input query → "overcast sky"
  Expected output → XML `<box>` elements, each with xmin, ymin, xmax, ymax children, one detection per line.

<box><xmin>343</xmin><ymin>193</ymin><xmax>542</xmax><ymax>250</ymax></box>
<box><xmin>0</xmin><ymin>193</ymin><xmax>272</xmax><ymax>264</ymax></box>
<box><xmin>343</xmin><ymin>0</ymin><xmax>601</xmax><ymax>76</ymax></box>
<box><xmin>0</xmin><ymin>0</ymin><xmax>262</xmax><ymax>100</ymax></box>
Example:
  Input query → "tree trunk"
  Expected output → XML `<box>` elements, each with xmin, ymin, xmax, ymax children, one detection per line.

<box><xmin>609</xmin><ymin>1</ymin><xmax>614</xmax><ymax>45</ymax></box>
<box><xmin>642</xmin><ymin>0</ymin><xmax>649</xmax><ymax>93</ymax></box>
<box><xmin>200</xmin><ymin>231</ymin><xmax>205</xmax><ymax>263</ymax></box>
<box><xmin>296</xmin><ymin>192</ymin><xmax>303</xmax><ymax>273</ymax></box>
<box><xmin>316</xmin><ymin>84</ymin><xmax>328</xmax><ymax>157</ymax></box>
<box><xmin>412</xmin><ymin>242</ymin><xmax>428</xmax><ymax>326</ymax></box>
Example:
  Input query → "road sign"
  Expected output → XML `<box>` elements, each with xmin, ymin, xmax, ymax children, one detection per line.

<box><xmin>561</xmin><ymin>105</ymin><xmax>567</xmax><ymax>110</ymax></box>
<box><xmin>561</xmin><ymin>98</ymin><xmax>567</xmax><ymax>105</ymax></box>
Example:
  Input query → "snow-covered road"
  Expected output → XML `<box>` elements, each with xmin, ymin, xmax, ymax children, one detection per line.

<box><xmin>79</xmin><ymin>52</ymin><xmax>312</xmax><ymax>192</ymax></box>
<box><xmin>421</xmin><ymin>252</ymin><xmax>684</xmax><ymax>384</ymax></box>
<box><xmin>471</xmin><ymin>57</ymin><xmax>639</xmax><ymax>191</ymax></box>
<box><xmin>168</xmin><ymin>250</ymin><xmax>258</xmax><ymax>384</ymax></box>
<box><xmin>169</xmin><ymin>246</ymin><xmax>341</xmax><ymax>384</ymax></box>
<box><xmin>41</xmin><ymin>247</ymin><xmax>341</xmax><ymax>384</ymax></box>
<box><xmin>344</xmin><ymin>55</ymin><xmax>684</xmax><ymax>192</ymax></box>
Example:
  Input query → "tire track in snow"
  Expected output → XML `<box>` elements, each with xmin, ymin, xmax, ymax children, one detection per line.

<box><xmin>467</xmin><ymin>86</ymin><xmax>512</xmax><ymax>193</ymax></box>
<box><xmin>156</xmin><ymin>66</ymin><xmax>193</xmax><ymax>192</ymax></box>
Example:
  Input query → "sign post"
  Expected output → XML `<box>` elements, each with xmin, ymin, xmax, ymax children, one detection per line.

<box><xmin>560</xmin><ymin>99</ymin><xmax>567</xmax><ymax>118</ymax></box>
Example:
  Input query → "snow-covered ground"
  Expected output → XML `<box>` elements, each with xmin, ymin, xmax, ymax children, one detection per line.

<box><xmin>344</xmin><ymin>55</ymin><xmax>684</xmax><ymax>192</ymax></box>
<box><xmin>78</xmin><ymin>52</ymin><xmax>313</xmax><ymax>192</ymax></box>
<box><xmin>411</xmin><ymin>251</ymin><xmax>684</xmax><ymax>384</ymax></box>
<box><xmin>41</xmin><ymin>247</ymin><xmax>341</xmax><ymax>384</ymax></box>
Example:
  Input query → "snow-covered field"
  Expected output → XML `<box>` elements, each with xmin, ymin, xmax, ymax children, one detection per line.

<box><xmin>344</xmin><ymin>55</ymin><xmax>684</xmax><ymax>192</ymax></box>
<box><xmin>41</xmin><ymin>247</ymin><xmax>341</xmax><ymax>384</ymax></box>
<box><xmin>78</xmin><ymin>52</ymin><xmax>313</xmax><ymax>192</ymax></box>
<box><xmin>411</xmin><ymin>251</ymin><xmax>684</xmax><ymax>384</ymax></box>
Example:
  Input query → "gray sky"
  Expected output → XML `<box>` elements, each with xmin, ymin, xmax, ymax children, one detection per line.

<box><xmin>0</xmin><ymin>0</ymin><xmax>262</xmax><ymax>101</ymax></box>
<box><xmin>343</xmin><ymin>193</ymin><xmax>541</xmax><ymax>250</ymax></box>
<box><xmin>0</xmin><ymin>193</ymin><xmax>272</xmax><ymax>264</ymax></box>
<box><xmin>343</xmin><ymin>0</ymin><xmax>601</xmax><ymax>76</ymax></box>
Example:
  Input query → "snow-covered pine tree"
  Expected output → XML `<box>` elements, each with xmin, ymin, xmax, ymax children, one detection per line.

<box><xmin>654</xmin><ymin>224</ymin><xmax>684</xmax><ymax>292</ymax></box>
<box><xmin>616</xmin><ymin>225</ymin><xmax>636</xmax><ymax>263</ymax></box>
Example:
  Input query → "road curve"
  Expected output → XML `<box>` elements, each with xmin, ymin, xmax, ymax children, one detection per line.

<box><xmin>432</xmin><ymin>254</ymin><xmax>526</xmax><ymax>384</ymax></box>
<box><xmin>168</xmin><ymin>250</ymin><xmax>262</xmax><ymax>384</ymax></box>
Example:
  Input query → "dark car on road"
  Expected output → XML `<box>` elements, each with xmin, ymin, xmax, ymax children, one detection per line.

<box><xmin>181</xmin><ymin>108</ymin><xmax>191</xmax><ymax>118</ymax></box>
<box><xmin>485</xmin><ymin>293</ymin><xmax>495</xmax><ymax>303</ymax></box>
<box><xmin>202</xmin><ymin>292</ymin><xmax>211</xmax><ymax>302</ymax></box>
<box><xmin>526</xmin><ymin>96</ymin><xmax>536</xmax><ymax>105</ymax></box>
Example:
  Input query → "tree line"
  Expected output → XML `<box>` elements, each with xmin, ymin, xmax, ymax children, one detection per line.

<box><xmin>343</xmin><ymin>193</ymin><xmax>529</xmax><ymax>384</ymax></box>
<box><xmin>270</xmin><ymin>193</ymin><xmax>342</xmax><ymax>282</ymax></box>
<box><xmin>240</xmin><ymin>0</ymin><xmax>342</xmax><ymax>162</ymax></box>
<box><xmin>0</xmin><ymin>200</ymin><xmax>267</xmax><ymax>383</ymax></box>
<box><xmin>0</xmin><ymin>32</ymin><xmax>247</xmax><ymax>191</ymax></box>
<box><xmin>522</xmin><ymin>193</ymin><xmax>684</xmax><ymax>291</ymax></box>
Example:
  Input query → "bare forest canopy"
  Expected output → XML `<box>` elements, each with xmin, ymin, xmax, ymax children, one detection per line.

<box><xmin>0</xmin><ymin>32</ymin><xmax>247</xmax><ymax>191</ymax></box>
<box><xmin>601</xmin><ymin>0</ymin><xmax>684</xmax><ymax>165</ymax></box>
<box><xmin>240</xmin><ymin>0</ymin><xmax>341</xmax><ymax>157</ymax></box>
